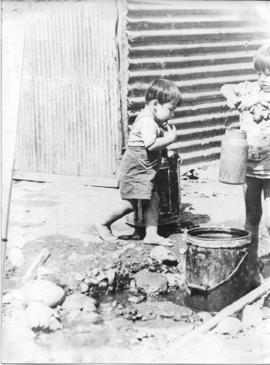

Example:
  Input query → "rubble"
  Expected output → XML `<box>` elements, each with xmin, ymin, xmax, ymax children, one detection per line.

<box><xmin>2</xmin><ymin>161</ymin><xmax>270</xmax><ymax>363</ymax></box>
<box><xmin>115</xmin><ymin>300</ymin><xmax>197</xmax><ymax>323</ymax></box>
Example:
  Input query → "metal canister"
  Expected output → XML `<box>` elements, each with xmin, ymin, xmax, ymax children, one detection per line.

<box><xmin>219</xmin><ymin>128</ymin><xmax>248</xmax><ymax>185</ymax></box>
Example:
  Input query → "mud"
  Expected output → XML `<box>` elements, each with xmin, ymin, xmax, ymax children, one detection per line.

<box><xmin>2</xmin><ymin>161</ymin><xmax>270</xmax><ymax>363</ymax></box>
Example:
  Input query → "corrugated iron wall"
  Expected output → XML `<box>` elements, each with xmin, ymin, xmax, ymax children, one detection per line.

<box><xmin>14</xmin><ymin>0</ymin><xmax>121</xmax><ymax>179</ymax></box>
<box><xmin>126</xmin><ymin>0</ymin><xmax>270</xmax><ymax>165</ymax></box>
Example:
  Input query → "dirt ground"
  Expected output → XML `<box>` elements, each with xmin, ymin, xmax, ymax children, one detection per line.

<box><xmin>2</xmin><ymin>161</ymin><xmax>270</xmax><ymax>363</ymax></box>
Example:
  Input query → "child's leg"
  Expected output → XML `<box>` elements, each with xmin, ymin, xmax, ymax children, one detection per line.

<box><xmin>143</xmin><ymin>192</ymin><xmax>173</xmax><ymax>247</ymax></box>
<box><xmin>96</xmin><ymin>199</ymin><xmax>135</xmax><ymax>241</ymax></box>
<box><xmin>263</xmin><ymin>179</ymin><xmax>270</xmax><ymax>236</ymax></box>
<box><xmin>244</xmin><ymin>176</ymin><xmax>263</xmax><ymax>287</ymax></box>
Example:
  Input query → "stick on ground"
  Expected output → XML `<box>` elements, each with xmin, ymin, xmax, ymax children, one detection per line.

<box><xmin>22</xmin><ymin>248</ymin><xmax>51</xmax><ymax>283</ymax></box>
<box><xmin>178</xmin><ymin>277</ymin><xmax>270</xmax><ymax>347</ymax></box>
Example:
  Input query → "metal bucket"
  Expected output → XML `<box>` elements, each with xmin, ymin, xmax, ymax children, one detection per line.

<box><xmin>184</xmin><ymin>227</ymin><xmax>251</xmax><ymax>312</ymax></box>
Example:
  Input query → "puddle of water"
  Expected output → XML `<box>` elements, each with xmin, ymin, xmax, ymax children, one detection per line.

<box><xmin>95</xmin><ymin>287</ymin><xmax>187</xmax><ymax>313</ymax></box>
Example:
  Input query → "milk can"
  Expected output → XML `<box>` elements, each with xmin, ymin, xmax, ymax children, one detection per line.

<box><xmin>219</xmin><ymin>128</ymin><xmax>248</xmax><ymax>185</ymax></box>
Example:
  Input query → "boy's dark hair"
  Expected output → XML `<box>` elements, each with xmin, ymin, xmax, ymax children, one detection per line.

<box><xmin>254</xmin><ymin>41</ymin><xmax>270</xmax><ymax>73</ymax></box>
<box><xmin>145</xmin><ymin>79</ymin><xmax>182</xmax><ymax>107</ymax></box>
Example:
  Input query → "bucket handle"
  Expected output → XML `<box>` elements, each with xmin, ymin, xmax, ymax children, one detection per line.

<box><xmin>186</xmin><ymin>251</ymin><xmax>248</xmax><ymax>296</ymax></box>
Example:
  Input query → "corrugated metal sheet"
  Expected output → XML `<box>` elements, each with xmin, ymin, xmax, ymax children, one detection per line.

<box><xmin>14</xmin><ymin>0</ymin><xmax>121</xmax><ymax>179</ymax></box>
<box><xmin>126</xmin><ymin>0</ymin><xmax>270</xmax><ymax>165</ymax></box>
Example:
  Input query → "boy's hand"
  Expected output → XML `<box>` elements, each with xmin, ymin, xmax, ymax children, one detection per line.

<box><xmin>226</xmin><ymin>97</ymin><xmax>240</xmax><ymax>109</ymax></box>
<box><xmin>237</xmin><ymin>95</ymin><xmax>260</xmax><ymax>111</ymax></box>
<box><xmin>165</xmin><ymin>124</ymin><xmax>177</xmax><ymax>143</ymax></box>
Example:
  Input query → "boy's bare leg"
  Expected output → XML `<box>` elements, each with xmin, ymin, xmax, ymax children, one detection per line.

<box><xmin>143</xmin><ymin>192</ymin><xmax>173</xmax><ymax>247</ymax></box>
<box><xmin>264</xmin><ymin>181</ymin><xmax>270</xmax><ymax>236</ymax></box>
<box><xmin>96</xmin><ymin>199</ymin><xmax>134</xmax><ymax>242</ymax></box>
<box><xmin>244</xmin><ymin>177</ymin><xmax>263</xmax><ymax>286</ymax></box>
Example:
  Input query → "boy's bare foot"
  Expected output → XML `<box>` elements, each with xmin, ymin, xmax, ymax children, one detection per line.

<box><xmin>96</xmin><ymin>223</ymin><xmax>118</xmax><ymax>243</ymax></box>
<box><xmin>143</xmin><ymin>235</ymin><xmax>173</xmax><ymax>247</ymax></box>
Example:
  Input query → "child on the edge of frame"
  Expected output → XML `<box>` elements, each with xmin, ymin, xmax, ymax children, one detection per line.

<box><xmin>96</xmin><ymin>79</ymin><xmax>182</xmax><ymax>247</ymax></box>
<box><xmin>220</xmin><ymin>41</ymin><xmax>270</xmax><ymax>288</ymax></box>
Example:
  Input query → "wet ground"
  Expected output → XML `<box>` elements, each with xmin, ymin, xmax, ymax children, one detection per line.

<box><xmin>2</xmin><ymin>161</ymin><xmax>270</xmax><ymax>363</ymax></box>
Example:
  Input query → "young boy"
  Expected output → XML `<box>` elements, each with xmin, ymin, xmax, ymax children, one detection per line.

<box><xmin>96</xmin><ymin>79</ymin><xmax>182</xmax><ymax>246</ymax></box>
<box><xmin>220</xmin><ymin>41</ymin><xmax>270</xmax><ymax>288</ymax></box>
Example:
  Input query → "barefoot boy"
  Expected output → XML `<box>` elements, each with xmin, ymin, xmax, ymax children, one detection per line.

<box><xmin>97</xmin><ymin>79</ymin><xmax>182</xmax><ymax>246</ymax></box>
<box><xmin>220</xmin><ymin>42</ymin><xmax>270</xmax><ymax>287</ymax></box>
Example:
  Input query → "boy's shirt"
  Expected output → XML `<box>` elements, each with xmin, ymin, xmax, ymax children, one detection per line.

<box><xmin>232</xmin><ymin>81</ymin><xmax>270</xmax><ymax>178</ymax></box>
<box><xmin>128</xmin><ymin>107</ymin><xmax>164</xmax><ymax>148</ymax></box>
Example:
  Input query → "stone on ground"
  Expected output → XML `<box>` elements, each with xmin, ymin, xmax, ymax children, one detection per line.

<box><xmin>61</xmin><ymin>293</ymin><xmax>97</xmax><ymax>313</ymax></box>
<box><xmin>214</xmin><ymin>316</ymin><xmax>242</xmax><ymax>336</ymax></box>
<box><xmin>26</xmin><ymin>301</ymin><xmax>61</xmax><ymax>330</ymax></box>
<box><xmin>134</xmin><ymin>269</ymin><xmax>168</xmax><ymax>295</ymax></box>
<box><xmin>149</xmin><ymin>246</ymin><xmax>178</xmax><ymax>264</ymax></box>
<box><xmin>22</xmin><ymin>279</ymin><xmax>65</xmax><ymax>307</ymax></box>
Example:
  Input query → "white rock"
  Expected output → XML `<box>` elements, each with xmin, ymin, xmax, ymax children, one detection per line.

<box><xmin>215</xmin><ymin>316</ymin><xmax>242</xmax><ymax>336</ymax></box>
<box><xmin>79</xmin><ymin>282</ymin><xmax>89</xmax><ymax>293</ymax></box>
<box><xmin>106</xmin><ymin>269</ymin><xmax>116</xmax><ymax>286</ymax></box>
<box><xmin>197</xmin><ymin>311</ymin><xmax>212</xmax><ymax>323</ymax></box>
<box><xmin>62</xmin><ymin>293</ymin><xmax>96</xmax><ymax>313</ymax></box>
<box><xmin>242</xmin><ymin>304</ymin><xmax>263</xmax><ymax>332</ymax></box>
<box><xmin>26</xmin><ymin>301</ymin><xmax>55</xmax><ymax>329</ymax></box>
<box><xmin>150</xmin><ymin>246</ymin><xmax>177</xmax><ymax>264</ymax></box>
<box><xmin>22</xmin><ymin>279</ymin><xmax>65</xmax><ymax>307</ymax></box>
<box><xmin>8</xmin><ymin>248</ymin><xmax>24</xmax><ymax>267</ymax></box>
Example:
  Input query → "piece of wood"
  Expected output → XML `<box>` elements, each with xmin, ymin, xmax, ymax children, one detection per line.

<box><xmin>22</xmin><ymin>248</ymin><xmax>51</xmax><ymax>283</ymax></box>
<box><xmin>2</xmin><ymin>10</ymin><xmax>26</xmax><ymax>277</ymax></box>
<box><xmin>2</xmin><ymin>10</ymin><xmax>25</xmax><ymax>241</ymax></box>
<box><xmin>13</xmin><ymin>171</ymin><xmax>119</xmax><ymax>188</ymax></box>
<box><xmin>178</xmin><ymin>277</ymin><xmax>270</xmax><ymax>347</ymax></box>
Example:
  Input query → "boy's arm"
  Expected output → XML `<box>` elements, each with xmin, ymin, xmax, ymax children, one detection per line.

<box><xmin>147</xmin><ymin>125</ymin><xmax>177</xmax><ymax>152</ymax></box>
<box><xmin>221</xmin><ymin>82</ymin><xmax>270</xmax><ymax>111</ymax></box>
<box><xmin>220</xmin><ymin>84</ymin><xmax>241</xmax><ymax>109</ymax></box>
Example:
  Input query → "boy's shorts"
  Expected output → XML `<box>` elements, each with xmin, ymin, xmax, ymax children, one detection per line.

<box><xmin>119</xmin><ymin>146</ymin><xmax>161</xmax><ymax>200</ymax></box>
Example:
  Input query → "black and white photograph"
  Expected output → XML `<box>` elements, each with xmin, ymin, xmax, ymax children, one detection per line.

<box><xmin>2</xmin><ymin>0</ymin><xmax>270</xmax><ymax>363</ymax></box>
